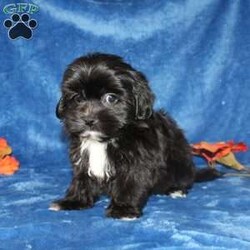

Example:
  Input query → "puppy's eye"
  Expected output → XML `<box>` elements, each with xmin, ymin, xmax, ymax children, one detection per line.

<box><xmin>102</xmin><ymin>93</ymin><xmax>118</xmax><ymax>105</ymax></box>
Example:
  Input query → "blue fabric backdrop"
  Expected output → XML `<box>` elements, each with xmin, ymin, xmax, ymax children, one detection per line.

<box><xmin>1</xmin><ymin>0</ymin><xmax>249</xmax><ymax>249</ymax></box>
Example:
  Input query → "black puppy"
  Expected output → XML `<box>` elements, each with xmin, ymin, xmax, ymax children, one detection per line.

<box><xmin>50</xmin><ymin>53</ymin><xmax>220</xmax><ymax>219</ymax></box>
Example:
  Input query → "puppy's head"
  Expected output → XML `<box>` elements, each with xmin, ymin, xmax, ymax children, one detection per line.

<box><xmin>57</xmin><ymin>53</ymin><xmax>154</xmax><ymax>140</ymax></box>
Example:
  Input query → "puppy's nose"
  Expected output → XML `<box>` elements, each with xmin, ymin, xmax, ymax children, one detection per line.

<box><xmin>84</xmin><ymin>119</ymin><xmax>97</xmax><ymax>127</ymax></box>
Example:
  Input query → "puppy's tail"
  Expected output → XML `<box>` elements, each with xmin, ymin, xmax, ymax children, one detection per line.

<box><xmin>195</xmin><ymin>168</ymin><xmax>223</xmax><ymax>183</ymax></box>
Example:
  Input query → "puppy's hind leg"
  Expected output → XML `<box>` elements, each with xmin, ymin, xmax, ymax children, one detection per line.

<box><xmin>165</xmin><ymin>159</ymin><xmax>195</xmax><ymax>199</ymax></box>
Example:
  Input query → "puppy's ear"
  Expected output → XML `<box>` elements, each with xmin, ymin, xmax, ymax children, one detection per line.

<box><xmin>131</xmin><ymin>71</ymin><xmax>154</xmax><ymax>120</ymax></box>
<box><xmin>56</xmin><ymin>97</ymin><xmax>64</xmax><ymax>119</ymax></box>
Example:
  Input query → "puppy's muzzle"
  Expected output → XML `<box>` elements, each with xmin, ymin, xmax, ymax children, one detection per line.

<box><xmin>84</xmin><ymin>118</ymin><xmax>97</xmax><ymax>128</ymax></box>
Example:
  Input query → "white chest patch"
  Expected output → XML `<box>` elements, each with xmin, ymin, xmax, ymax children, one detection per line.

<box><xmin>80</xmin><ymin>139</ymin><xmax>110</xmax><ymax>180</ymax></box>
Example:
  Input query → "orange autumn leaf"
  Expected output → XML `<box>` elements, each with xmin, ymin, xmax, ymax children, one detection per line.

<box><xmin>0</xmin><ymin>138</ymin><xmax>12</xmax><ymax>158</ymax></box>
<box><xmin>0</xmin><ymin>138</ymin><xmax>8</xmax><ymax>147</ymax></box>
<box><xmin>0</xmin><ymin>156</ymin><xmax>20</xmax><ymax>175</ymax></box>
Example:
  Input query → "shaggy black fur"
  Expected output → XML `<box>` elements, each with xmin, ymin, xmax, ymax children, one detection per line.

<box><xmin>50</xmin><ymin>53</ymin><xmax>220</xmax><ymax>219</ymax></box>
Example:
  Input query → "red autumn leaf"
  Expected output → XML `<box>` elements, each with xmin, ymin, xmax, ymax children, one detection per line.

<box><xmin>191</xmin><ymin>141</ymin><xmax>248</xmax><ymax>163</ymax></box>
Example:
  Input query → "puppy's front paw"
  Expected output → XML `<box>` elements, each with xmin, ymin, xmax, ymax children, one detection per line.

<box><xmin>49</xmin><ymin>199</ymin><xmax>92</xmax><ymax>211</ymax></box>
<box><xmin>106</xmin><ymin>204</ymin><xmax>142</xmax><ymax>220</ymax></box>
<box><xmin>49</xmin><ymin>202</ymin><xmax>62</xmax><ymax>211</ymax></box>
<box><xmin>169</xmin><ymin>190</ymin><xmax>187</xmax><ymax>199</ymax></box>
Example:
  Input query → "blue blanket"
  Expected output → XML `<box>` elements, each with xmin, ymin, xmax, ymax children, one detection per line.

<box><xmin>1</xmin><ymin>0</ymin><xmax>249</xmax><ymax>249</ymax></box>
